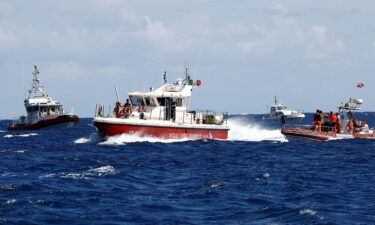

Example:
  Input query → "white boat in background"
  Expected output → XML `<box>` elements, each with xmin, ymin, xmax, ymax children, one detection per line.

<box><xmin>8</xmin><ymin>65</ymin><xmax>79</xmax><ymax>130</ymax></box>
<box><xmin>93</xmin><ymin>67</ymin><xmax>229</xmax><ymax>140</ymax></box>
<box><xmin>262</xmin><ymin>97</ymin><xmax>305</xmax><ymax>125</ymax></box>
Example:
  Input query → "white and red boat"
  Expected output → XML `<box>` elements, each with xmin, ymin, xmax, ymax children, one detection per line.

<box><xmin>8</xmin><ymin>65</ymin><xmax>79</xmax><ymax>130</ymax></box>
<box><xmin>281</xmin><ymin>98</ymin><xmax>375</xmax><ymax>141</ymax></box>
<box><xmin>93</xmin><ymin>68</ymin><xmax>229</xmax><ymax>139</ymax></box>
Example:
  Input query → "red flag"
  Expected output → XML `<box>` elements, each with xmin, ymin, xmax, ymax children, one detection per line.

<box><xmin>356</xmin><ymin>83</ymin><xmax>364</xmax><ymax>88</ymax></box>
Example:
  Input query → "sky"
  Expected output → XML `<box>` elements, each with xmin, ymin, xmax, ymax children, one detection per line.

<box><xmin>1</xmin><ymin>0</ymin><xmax>375</xmax><ymax>119</ymax></box>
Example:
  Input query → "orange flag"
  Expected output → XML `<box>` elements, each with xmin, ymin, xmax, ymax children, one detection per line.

<box><xmin>356</xmin><ymin>83</ymin><xmax>364</xmax><ymax>88</ymax></box>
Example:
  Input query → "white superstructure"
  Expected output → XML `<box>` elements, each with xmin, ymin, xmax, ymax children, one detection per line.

<box><xmin>13</xmin><ymin>65</ymin><xmax>70</xmax><ymax>125</ymax></box>
<box><xmin>262</xmin><ymin>96</ymin><xmax>305</xmax><ymax>124</ymax></box>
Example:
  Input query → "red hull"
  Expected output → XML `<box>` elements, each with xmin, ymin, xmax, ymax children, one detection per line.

<box><xmin>8</xmin><ymin>115</ymin><xmax>80</xmax><ymax>130</ymax></box>
<box><xmin>93</xmin><ymin>121</ymin><xmax>229</xmax><ymax>140</ymax></box>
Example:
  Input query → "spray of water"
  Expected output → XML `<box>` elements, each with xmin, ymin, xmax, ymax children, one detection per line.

<box><xmin>227</xmin><ymin>117</ymin><xmax>287</xmax><ymax>142</ymax></box>
<box><xmin>98</xmin><ymin>133</ymin><xmax>191</xmax><ymax>145</ymax></box>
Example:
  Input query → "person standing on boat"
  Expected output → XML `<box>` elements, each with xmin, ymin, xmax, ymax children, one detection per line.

<box><xmin>138</xmin><ymin>102</ymin><xmax>146</xmax><ymax>119</ymax></box>
<box><xmin>123</xmin><ymin>99</ymin><xmax>132</xmax><ymax>118</ymax></box>
<box><xmin>328</xmin><ymin>111</ymin><xmax>337</xmax><ymax>132</ymax></box>
<box><xmin>348</xmin><ymin>119</ymin><xmax>354</xmax><ymax>133</ymax></box>
<box><xmin>114</xmin><ymin>101</ymin><xmax>122</xmax><ymax>118</ymax></box>
<box><xmin>171</xmin><ymin>100</ymin><xmax>176</xmax><ymax>121</ymax></box>
<box><xmin>335</xmin><ymin>112</ymin><xmax>341</xmax><ymax>133</ymax></box>
<box><xmin>313</xmin><ymin>110</ymin><xmax>322</xmax><ymax>132</ymax></box>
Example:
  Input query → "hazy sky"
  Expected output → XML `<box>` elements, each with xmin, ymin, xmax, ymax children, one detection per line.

<box><xmin>1</xmin><ymin>0</ymin><xmax>375</xmax><ymax>118</ymax></box>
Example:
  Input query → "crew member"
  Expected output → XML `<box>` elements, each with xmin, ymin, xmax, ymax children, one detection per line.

<box><xmin>335</xmin><ymin>112</ymin><xmax>341</xmax><ymax>133</ymax></box>
<box><xmin>123</xmin><ymin>99</ymin><xmax>132</xmax><ymax>118</ymax></box>
<box><xmin>138</xmin><ymin>103</ymin><xmax>146</xmax><ymax>119</ymax></box>
<box><xmin>171</xmin><ymin>100</ymin><xmax>176</xmax><ymax>121</ymax></box>
<box><xmin>313</xmin><ymin>109</ymin><xmax>322</xmax><ymax>132</ymax></box>
<box><xmin>113</xmin><ymin>101</ymin><xmax>122</xmax><ymax>118</ymax></box>
<box><xmin>348</xmin><ymin>119</ymin><xmax>354</xmax><ymax>134</ymax></box>
<box><xmin>328</xmin><ymin>111</ymin><xmax>337</xmax><ymax>123</ymax></box>
<box><xmin>328</xmin><ymin>111</ymin><xmax>337</xmax><ymax>132</ymax></box>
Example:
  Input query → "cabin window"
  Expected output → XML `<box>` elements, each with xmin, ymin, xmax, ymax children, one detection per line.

<box><xmin>129</xmin><ymin>96</ymin><xmax>143</xmax><ymax>106</ymax></box>
<box><xmin>271</xmin><ymin>107</ymin><xmax>275</xmax><ymax>112</ymax></box>
<box><xmin>144</xmin><ymin>97</ymin><xmax>156</xmax><ymax>107</ymax></box>
<box><xmin>26</xmin><ymin>106</ymin><xmax>44</xmax><ymax>113</ymax></box>
<box><xmin>157</xmin><ymin>98</ymin><xmax>167</xmax><ymax>106</ymax></box>
<box><xmin>176</xmin><ymin>98</ymin><xmax>183</xmax><ymax>107</ymax></box>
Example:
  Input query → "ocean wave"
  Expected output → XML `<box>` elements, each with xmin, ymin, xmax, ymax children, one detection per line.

<box><xmin>98</xmin><ymin>133</ymin><xmax>190</xmax><ymax>145</ymax></box>
<box><xmin>74</xmin><ymin>137</ymin><xmax>91</xmax><ymax>144</ymax></box>
<box><xmin>299</xmin><ymin>208</ymin><xmax>316</xmax><ymax>216</ymax></box>
<box><xmin>227</xmin><ymin>118</ymin><xmax>287</xmax><ymax>142</ymax></box>
<box><xmin>74</xmin><ymin>133</ymin><xmax>99</xmax><ymax>144</ymax></box>
<box><xmin>0</xmin><ymin>184</ymin><xmax>17</xmax><ymax>190</ymax></box>
<box><xmin>263</xmin><ymin>173</ymin><xmax>270</xmax><ymax>178</ymax></box>
<box><xmin>3</xmin><ymin>199</ymin><xmax>17</xmax><ymax>205</ymax></box>
<box><xmin>3</xmin><ymin>133</ymin><xmax>38</xmax><ymax>138</ymax></box>
<box><xmin>39</xmin><ymin>165</ymin><xmax>117</xmax><ymax>180</ymax></box>
<box><xmin>88</xmin><ymin>166</ymin><xmax>117</xmax><ymax>176</ymax></box>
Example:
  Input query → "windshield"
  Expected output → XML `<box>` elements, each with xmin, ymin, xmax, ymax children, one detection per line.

<box><xmin>129</xmin><ymin>96</ymin><xmax>143</xmax><ymax>106</ymax></box>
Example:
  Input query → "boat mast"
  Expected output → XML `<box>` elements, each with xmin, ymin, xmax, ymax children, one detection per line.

<box><xmin>28</xmin><ymin>65</ymin><xmax>47</xmax><ymax>98</ymax></box>
<box><xmin>185</xmin><ymin>65</ymin><xmax>189</xmax><ymax>83</ymax></box>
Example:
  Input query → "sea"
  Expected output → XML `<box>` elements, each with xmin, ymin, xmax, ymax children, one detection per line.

<box><xmin>1</xmin><ymin>113</ymin><xmax>375</xmax><ymax>225</ymax></box>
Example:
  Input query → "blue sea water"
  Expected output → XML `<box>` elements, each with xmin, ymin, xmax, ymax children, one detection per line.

<box><xmin>1</xmin><ymin>114</ymin><xmax>375</xmax><ymax>224</ymax></box>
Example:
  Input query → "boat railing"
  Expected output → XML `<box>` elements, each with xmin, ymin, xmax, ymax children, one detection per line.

<box><xmin>284</xmin><ymin>124</ymin><xmax>337</xmax><ymax>133</ymax></box>
<box><xmin>192</xmin><ymin>109</ymin><xmax>228</xmax><ymax>125</ymax></box>
<box><xmin>95</xmin><ymin>104</ymin><xmax>228</xmax><ymax>126</ymax></box>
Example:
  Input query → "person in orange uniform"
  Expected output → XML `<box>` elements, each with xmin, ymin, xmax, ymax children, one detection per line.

<box><xmin>313</xmin><ymin>110</ymin><xmax>322</xmax><ymax>132</ymax></box>
<box><xmin>328</xmin><ymin>111</ymin><xmax>337</xmax><ymax>132</ymax></box>
<box><xmin>328</xmin><ymin>111</ymin><xmax>337</xmax><ymax>123</ymax></box>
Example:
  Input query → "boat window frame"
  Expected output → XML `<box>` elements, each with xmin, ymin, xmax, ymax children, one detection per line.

<box><xmin>144</xmin><ymin>97</ymin><xmax>156</xmax><ymax>107</ymax></box>
<box><xmin>129</xmin><ymin>95</ymin><xmax>143</xmax><ymax>106</ymax></box>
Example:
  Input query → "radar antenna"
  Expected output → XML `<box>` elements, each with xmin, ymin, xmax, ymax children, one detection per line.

<box><xmin>28</xmin><ymin>65</ymin><xmax>47</xmax><ymax>98</ymax></box>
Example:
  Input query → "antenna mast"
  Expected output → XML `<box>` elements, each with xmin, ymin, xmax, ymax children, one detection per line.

<box><xmin>29</xmin><ymin>65</ymin><xmax>47</xmax><ymax>98</ymax></box>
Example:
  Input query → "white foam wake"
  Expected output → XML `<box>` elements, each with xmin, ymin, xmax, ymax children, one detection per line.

<box><xmin>74</xmin><ymin>133</ymin><xmax>99</xmax><ymax>144</ymax></box>
<box><xmin>99</xmin><ymin>133</ymin><xmax>190</xmax><ymax>145</ymax></box>
<box><xmin>227</xmin><ymin>118</ymin><xmax>286</xmax><ymax>142</ymax></box>
<box><xmin>74</xmin><ymin>137</ymin><xmax>90</xmax><ymax>144</ymax></box>
<box><xmin>3</xmin><ymin>133</ymin><xmax>38</xmax><ymax>138</ymax></box>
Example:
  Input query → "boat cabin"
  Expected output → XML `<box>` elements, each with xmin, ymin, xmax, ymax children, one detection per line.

<box><xmin>109</xmin><ymin>76</ymin><xmax>225</xmax><ymax>125</ymax></box>
<box><xmin>338</xmin><ymin>98</ymin><xmax>370</xmax><ymax>134</ymax></box>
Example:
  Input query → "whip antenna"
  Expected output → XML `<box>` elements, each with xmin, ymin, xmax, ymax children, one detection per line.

<box><xmin>193</xmin><ymin>29</ymin><xmax>208</xmax><ymax>79</ymax></box>
<box><xmin>115</xmin><ymin>85</ymin><xmax>120</xmax><ymax>102</ymax></box>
